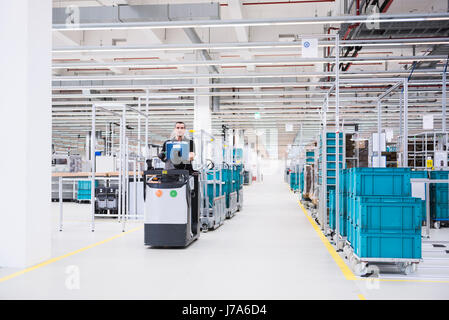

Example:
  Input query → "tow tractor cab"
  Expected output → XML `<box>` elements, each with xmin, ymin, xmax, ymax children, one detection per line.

<box><xmin>143</xmin><ymin>168</ymin><xmax>200</xmax><ymax>248</ymax></box>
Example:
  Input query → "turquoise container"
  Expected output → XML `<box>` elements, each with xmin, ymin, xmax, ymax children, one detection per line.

<box><xmin>299</xmin><ymin>171</ymin><xmax>304</xmax><ymax>193</ymax></box>
<box><xmin>233</xmin><ymin>165</ymin><xmax>242</xmax><ymax>191</ymax></box>
<box><xmin>329</xmin><ymin>189</ymin><xmax>336</xmax><ymax>230</ymax></box>
<box><xmin>77</xmin><ymin>180</ymin><xmax>99</xmax><ymax>201</ymax></box>
<box><xmin>221</xmin><ymin>168</ymin><xmax>233</xmax><ymax>208</ymax></box>
<box><xmin>430</xmin><ymin>171</ymin><xmax>449</xmax><ymax>221</ymax></box>
<box><xmin>353</xmin><ymin>227</ymin><xmax>422</xmax><ymax>259</ymax></box>
<box><xmin>290</xmin><ymin>172</ymin><xmax>298</xmax><ymax>191</ymax></box>
<box><xmin>353</xmin><ymin>196</ymin><xmax>422</xmax><ymax>233</ymax></box>
<box><xmin>351</xmin><ymin>168</ymin><xmax>411</xmax><ymax>197</ymax></box>
<box><xmin>328</xmin><ymin>189</ymin><xmax>347</xmax><ymax>236</ymax></box>
<box><xmin>306</xmin><ymin>151</ymin><xmax>315</xmax><ymax>164</ymax></box>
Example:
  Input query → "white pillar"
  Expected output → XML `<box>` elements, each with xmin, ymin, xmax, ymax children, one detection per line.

<box><xmin>193</xmin><ymin>75</ymin><xmax>212</xmax><ymax>135</ymax></box>
<box><xmin>0</xmin><ymin>0</ymin><xmax>52</xmax><ymax>268</ymax></box>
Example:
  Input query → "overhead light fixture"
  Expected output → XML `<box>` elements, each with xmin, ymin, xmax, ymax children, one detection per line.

<box><xmin>52</xmin><ymin>13</ymin><xmax>449</xmax><ymax>31</ymax></box>
<box><xmin>278</xmin><ymin>34</ymin><xmax>297</xmax><ymax>42</ymax></box>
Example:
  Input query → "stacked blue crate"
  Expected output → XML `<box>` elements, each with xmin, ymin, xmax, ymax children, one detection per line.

<box><xmin>329</xmin><ymin>170</ymin><xmax>348</xmax><ymax>236</ymax></box>
<box><xmin>430</xmin><ymin>171</ymin><xmax>449</xmax><ymax>223</ymax></box>
<box><xmin>319</xmin><ymin>132</ymin><xmax>343</xmax><ymax>231</ymax></box>
<box><xmin>77</xmin><ymin>180</ymin><xmax>99</xmax><ymax>201</ymax></box>
<box><xmin>348</xmin><ymin>168</ymin><xmax>422</xmax><ymax>259</ymax></box>
<box><xmin>306</xmin><ymin>151</ymin><xmax>314</xmax><ymax>165</ymax></box>
<box><xmin>233</xmin><ymin>164</ymin><xmax>244</xmax><ymax>205</ymax></box>
<box><xmin>221</xmin><ymin>168</ymin><xmax>233</xmax><ymax>209</ymax></box>
<box><xmin>337</xmin><ymin>169</ymin><xmax>349</xmax><ymax>236</ymax></box>
<box><xmin>290</xmin><ymin>172</ymin><xmax>299</xmax><ymax>191</ymax></box>
<box><xmin>329</xmin><ymin>189</ymin><xmax>335</xmax><ymax>230</ymax></box>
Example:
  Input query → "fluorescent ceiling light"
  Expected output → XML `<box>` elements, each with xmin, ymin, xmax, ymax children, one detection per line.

<box><xmin>52</xmin><ymin>13</ymin><xmax>449</xmax><ymax>31</ymax></box>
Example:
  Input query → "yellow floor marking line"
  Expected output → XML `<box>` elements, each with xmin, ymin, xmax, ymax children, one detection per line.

<box><xmin>358</xmin><ymin>294</ymin><xmax>367</xmax><ymax>300</ymax></box>
<box><xmin>357</xmin><ymin>277</ymin><xmax>449</xmax><ymax>284</ymax></box>
<box><xmin>0</xmin><ymin>226</ymin><xmax>143</xmax><ymax>284</ymax></box>
<box><xmin>297</xmin><ymin>200</ymin><xmax>357</xmax><ymax>281</ymax></box>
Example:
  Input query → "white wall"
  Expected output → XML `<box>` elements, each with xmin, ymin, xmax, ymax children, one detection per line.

<box><xmin>0</xmin><ymin>0</ymin><xmax>52</xmax><ymax>268</ymax></box>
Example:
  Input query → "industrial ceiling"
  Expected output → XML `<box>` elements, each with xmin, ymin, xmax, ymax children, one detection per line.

<box><xmin>51</xmin><ymin>0</ymin><xmax>449</xmax><ymax>159</ymax></box>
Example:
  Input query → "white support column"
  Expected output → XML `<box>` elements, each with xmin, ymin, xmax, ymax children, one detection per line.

<box><xmin>194</xmin><ymin>75</ymin><xmax>212</xmax><ymax>135</ymax></box>
<box><xmin>0</xmin><ymin>0</ymin><xmax>52</xmax><ymax>268</ymax></box>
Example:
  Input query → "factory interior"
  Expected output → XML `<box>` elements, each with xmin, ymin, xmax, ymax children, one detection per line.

<box><xmin>1</xmin><ymin>0</ymin><xmax>449</xmax><ymax>304</ymax></box>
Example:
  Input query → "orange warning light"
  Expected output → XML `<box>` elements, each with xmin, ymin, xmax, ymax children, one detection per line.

<box><xmin>155</xmin><ymin>190</ymin><xmax>163</xmax><ymax>197</ymax></box>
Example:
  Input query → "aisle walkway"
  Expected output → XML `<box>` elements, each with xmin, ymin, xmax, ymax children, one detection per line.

<box><xmin>1</xmin><ymin>164</ymin><xmax>448</xmax><ymax>299</ymax></box>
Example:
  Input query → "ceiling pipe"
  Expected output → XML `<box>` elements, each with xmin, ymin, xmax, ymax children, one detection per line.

<box><xmin>52</xmin><ymin>55</ymin><xmax>447</xmax><ymax>69</ymax></box>
<box><xmin>342</xmin><ymin>0</ymin><xmax>393</xmax><ymax>71</ymax></box>
<box><xmin>52</xmin><ymin>13</ymin><xmax>449</xmax><ymax>31</ymax></box>
<box><xmin>52</xmin><ymin>38</ymin><xmax>449</xmax><ymax>53</ymax></box>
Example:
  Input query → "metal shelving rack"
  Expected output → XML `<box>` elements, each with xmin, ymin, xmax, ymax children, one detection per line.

<box><xmin>51</xmin><ymin>177</ymin><xmax>78</xmax><ymax>201</ymax></box>
<box><xmin>407</xmin><ymin>131</ymin><xmax>449</xmax><ymax>169</ymax></box>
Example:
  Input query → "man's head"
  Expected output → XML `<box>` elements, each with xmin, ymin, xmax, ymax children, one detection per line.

<box><xmin>174</xmin><ymin>121</ymin><xmax>186</xmax><ymax>139</ymax></box>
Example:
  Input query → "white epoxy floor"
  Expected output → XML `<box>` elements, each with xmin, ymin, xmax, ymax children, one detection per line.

<box><xmin>1</xmin><ymin>165</ymin><xmax>449</xmax><ymax>299</ymax></box>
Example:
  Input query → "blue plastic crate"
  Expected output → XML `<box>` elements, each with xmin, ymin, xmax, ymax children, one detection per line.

<box><xmin>326</xmin><ymin>146</ymin><xmax>343</xmax><ymax>154</ymax></box>
<box><xmin>290</xmin><ymin>172</ymin><xmax>299</xmax><ymax>191</ymax></box>
<box><xmin>348</xmin><ymin>220</ymin><xmax>354</xmax><ymax>245</ymax></box>
<box><xmin>222</xmin><ymin>169</ymin><xmax>232</xmax><ymax>208</ymax></box>
<box><xmin>429</xmin><ymin>171</ymin><xmax>449</xmax><ymax>221</ymax></box>
<box><xmin>430</xmin><ymin>170</ymin><xmax>449</xmax><ymax>180</ymax></box>
<box><xmin>430</xmin><ymin>185</ymin><xmax>448</xmax><ymax>202</ymax></box>
<box><xmin>306</xmin><ymin>151</ymin><xmax>314</xmax><ymax>157</ymax></box>
<box><xmin>326</xmin><ymin>154</ymin><xmax>343</xmax><ymax>162</ymax></box>
<box><xmin>233</xmin><ymin>165</ymin><xmax>243</xmax><ymax>191</ymax></box>
<box><xmin>328</xmin><ymin>190</ymin><xmax>347</xmax><ymax>236</ymax></box>
<box><xmin>353</xmin><ymin>227</ymin><xmax>422</xmax><ymax>259</ymax></box>
<box><xmin>221</xmin><ymin>168</ymin><xmax>233</xmax><ymax>195</ymax></box>
<box><xmin>411</xmin><ymin>170</ymin><xmax>428</xmax><ymax>179</ymax></box>
<box><xmin>327</xmin><ymin>162</ymin><xmax>344</xmax><ymax>170</ymax></box>
<box><xmin>77</xmin><ymin>190</ymin><xmax>92</xmax><ymax>196</ymax></box>
<box><xmin>351</xmin><ymin>168</ymin><xmax>411</xmax><ymax>197</ymax></box>
<box><xmin>326</xmin><ymin>139</ymin><xmax>343</xmax><ymax>146</ymax></box>
<box><xmin>77</xmin><ymin>193</ymin><xmax>92</xmax><ymax>201</ymax></box>
<box><xmin>353</xmin><ymin>196</ymin><xmax>422</xmax><ymax>233</ymax></box>
<box><xmin>329</xmin><ymin>190</ymin><xmax>335</xmax><ymax>230</ymax></box>
<box><xmin>78</xmin><ymin>180</ymin><xmax>99</xmax><ymax>191</ymax></box>
<box><xmin>431</xmin><ymin>202</ymin><xmax>449</xmax><ymax>221</ymax></box>
<box><xmin>326</xmin><ymin>132</ymin><xmax>343</xmax><ymax>139</ymax></box>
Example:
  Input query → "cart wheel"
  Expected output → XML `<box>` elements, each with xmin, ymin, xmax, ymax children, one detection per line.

<box><xmin>347</xmin><ymin>251</ymin><xmax>353</xmax><ymax>261</ymax></box>
<box><xmin>412</xmin><ymin>263</ymin><xmax>418</xmax><ymax>273</ymax></box>
<box><xmin>354</xmin><ymin>262</ymin><xmax>367</xmax><ymax>276</ymax></box>
<box><xmin>403</xmin><ymin>264</ymin><xmax>414</xmax><ymax>275</ymax></box>
<box><xmin>434</xmin><ymin>221</ymin><xmax>441</xmax><ymax>229</ymax></box>
<box><xmin>349</xmin><ymin>256</ymin><xmax>357</xmax><ymax>269</ymax></box>
<box><xmin>202</xmin><ymin>224</ymin><xmax>208</xmax><ymax>232</ymax></box>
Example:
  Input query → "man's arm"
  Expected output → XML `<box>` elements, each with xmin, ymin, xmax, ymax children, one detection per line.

<box><xmin>159</xmin><ymin>141</ymin><xmax>168</xmax><ymax>161</ymax></box>
<box><xmin>189</xmin><ymin>140</ymin><xmax>195</xmax><ymax>161</ymax></box>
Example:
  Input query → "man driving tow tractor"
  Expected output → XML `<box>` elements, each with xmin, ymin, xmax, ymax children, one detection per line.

<box><xmin>159</xmin><ymin>121</ymin><xmax>196</xmax><ymax>174</ymax></box>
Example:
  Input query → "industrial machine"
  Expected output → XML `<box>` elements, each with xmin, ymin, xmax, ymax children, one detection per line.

<box><xmin>95</xmin><ymin>186</ymin><xmax>119</xmax><ymax>215</ymax></box>
<box><xmin>52</xmin><ymin>154</ymin><xmax>82</xmax><ymax>173</ymax></box>
<box><xmin>143</xmin><ymin>169</ymin><xmax>200</xmax><ymax>248</ymax></box>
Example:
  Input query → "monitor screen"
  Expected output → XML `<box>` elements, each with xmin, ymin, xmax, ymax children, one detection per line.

<box><xmin>166</xmin><ymin>141</ymin><xmax>190</xmax><ymax>163</ymax></box>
